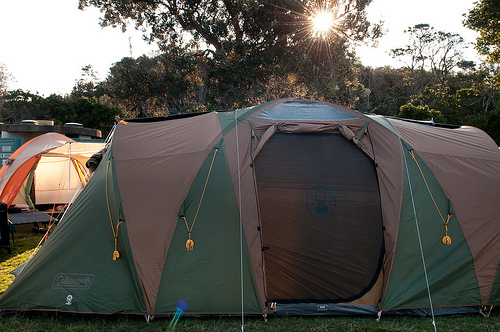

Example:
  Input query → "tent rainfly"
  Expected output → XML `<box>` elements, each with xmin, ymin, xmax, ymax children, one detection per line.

<box><xmin>1</xmin><ymin>99</ymin><xmax>500</xmax><ymax>318</ymax></box>
<box><xmin>0</xmin><ymin>133</ymin><xmax>105</xmax><ymax>210</ymax></box>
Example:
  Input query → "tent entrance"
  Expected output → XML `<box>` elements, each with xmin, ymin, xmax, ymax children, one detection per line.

<box><xmin>254</xmin><ymin>132</ymin><xmax>384</xmax><ymax>303</ymax></box>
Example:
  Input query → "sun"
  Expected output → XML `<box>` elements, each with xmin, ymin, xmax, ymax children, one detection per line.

<box><xmin>310</xmin><ymin>10</ymin><xmax>334</xmax><ymax>38</ymax></box>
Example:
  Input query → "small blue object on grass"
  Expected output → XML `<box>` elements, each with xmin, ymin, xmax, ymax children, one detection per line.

<box><xmin>169</xmin><ymin>300</ymin><xmax>189</xmax><ymax>329</ymax></box>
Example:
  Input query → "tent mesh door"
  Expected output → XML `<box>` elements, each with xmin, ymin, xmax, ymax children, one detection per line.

<box><xmin>254</xmin><ymin>133</ymin><xmax>383</xmax><ymax>302</ymax></box>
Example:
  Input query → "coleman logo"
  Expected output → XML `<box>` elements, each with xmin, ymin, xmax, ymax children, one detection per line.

<box><xmin>306</xmin><ymin>186</ymin><xmax>336</xmax><ymax>219</ymax></box>
<box><xmin>52</xmin><ymin>273</ymin><xmax>94</xmax><ymax>289</ymax></box>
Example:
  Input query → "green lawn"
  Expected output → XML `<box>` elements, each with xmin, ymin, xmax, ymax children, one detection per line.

<box><xmin>0</xmin><ymin>231</ymin><xmax>42</xmax><ymax>293</ymax></box>
<box><xmin>1</xmin><ymin>232</ymin><xmax>500</xmax><ymax>331</ymax></box>
<box><xmin>0</xmin><ymin>311</ymin><xmax>499</xmax><ymax>332</ymax></box>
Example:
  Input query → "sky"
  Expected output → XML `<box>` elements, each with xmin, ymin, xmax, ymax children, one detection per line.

<box><xmin>356</xmin><ymin>0</ymin><xmax>481</xmax><ymax>68</ymax></box>
<box><xmin>0</xmin><ymin>0</ymin><xmax>481</xmax><ymax>97</ymax></box>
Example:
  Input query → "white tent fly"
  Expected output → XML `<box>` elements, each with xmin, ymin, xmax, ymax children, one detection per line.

<box><xmin>0</xmin><ymin>133</ymin><xmax>105</xmax><ymax>210</ymax></box>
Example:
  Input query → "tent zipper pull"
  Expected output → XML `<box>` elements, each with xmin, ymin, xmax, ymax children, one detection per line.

<box><xmin>113</xmin><ymin>237</ymin><xmax>120</xmax><ymax>260</ymax></box>
<box><xmin>186</xmin><ymin>232</ymin><xmax>194</xmax><ymax>251</ymax></box>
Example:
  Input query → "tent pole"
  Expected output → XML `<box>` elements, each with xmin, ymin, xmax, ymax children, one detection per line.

<box><xmin>399</xmin><ymin>138</ymin><xmax>437</xmax><ymax>332</ymax></box>
<box><xmin>105</xmin><ymin>122</ymin><xmax>117</xmax><ymax>144</ymax></box>
<box><xmin>68</xmin><ymin>142</ymin><xmax>72</xmax><ymax>205</ymax></box>
<box><xmin>235</xmin><ymin>109</ymin><xmax>245</xmax><ymax>332</ymax></box>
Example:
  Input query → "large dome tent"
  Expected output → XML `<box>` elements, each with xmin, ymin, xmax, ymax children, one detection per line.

<box><xmin>1</xmin><ymin>99</ymin><xmax>499</xmax><ymax>319</ymax></box>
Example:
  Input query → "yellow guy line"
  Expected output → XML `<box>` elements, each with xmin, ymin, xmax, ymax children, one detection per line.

<box><xmin>408</xmin><ymin>150</ymin><xmax>452</xmax><ymax>245</ymax></box>
<box><xmin>106</xmin><ymin>158</ymin><xmax>123</xmax><ymax>260</ymax></box>
<box><xmin>183</xmin><ymin>147</ymin><xmax>219</xmax><ymax>251</ymax></box>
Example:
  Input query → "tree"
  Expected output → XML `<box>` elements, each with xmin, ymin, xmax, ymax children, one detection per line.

<box><xmin>79</xmin><ymin>0</ymin><xmax>382</xmax><ymax>108</ymax></box>
<box><xmin>387</xmin><ymin>24</ymin><xmax>476</xmax><ymax>121</ymax></box>
<box><xmin>79</xmin><ymin>0</ymin><xmax>380</xmax><ymax>58</ymax></box>
<box><xmin>0</xmin><ymin>63</ymin><xmax>14</xmax><ymax>118</ymax></box>
<box><xmin>0</xmin><ymin>62</ymin><xmax>13</xmax><ymax>97</ymax></box>
<box><xmin>102</xmin><ymin>50</ymin><xmax>200</xmax><ymax>118</ymax></box>
<box><xmin>356</xmin><ymin>66</ymin><xmax>428</xmax><ymax>115</ymax></box>
<box><xmin>70</xmin><ymin>97</ymin><xmax>121</xmax><ymax>136</ymax></box>
<box><xmin>390</xmin><ymin>24</ymin><xmax>469</xmax><ymax>81</ymax></box>
<box><xmin>482</xmin><ymin>100</ymin><xmax>500</xmax><ymax>144</ymax></box>
<box><xmin>390</xmin><ymin>24</ymin><xmax>432</xmax><ymax>72</ymax></box>
<box><xmin>464</xmin><ymin>0</ymin><xmax>500</xmax><ymax>64</ymax></box>
<box><xmin>0</xmin><ymin>90</ymin><xmax>47</xmax><ymax>123</ymax></box>
<box><xmin>71</xmin><ymin>65</ymin><xmax>101</xmax><ymax>99</ymax></box>
<box><xmin>397</xmin><ymin>103</ymin><xmax>446</xmax><ymax>123</ymax></box>
<box><xmin>0</xmin><ymin>89</ymin><xmax>121</xmax><ymax>137</ymax></box>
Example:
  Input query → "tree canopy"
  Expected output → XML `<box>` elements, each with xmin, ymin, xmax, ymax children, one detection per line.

<box><xmin>390</xmin><ymin>24</ymin><xmax>469</xmax><ymax>79</ymax></box>
<box><xmin>464</xmin><ymin>0</ymin><xmax>500</xmax><ymax>64</ymax></box>
<box><xmin>0</xmin><ymin>90</ymin><xmax>121</xmax><ymax>137</ymax></box>
<box><xmin>0</xmin><ymin>62</ymin><xmax>13</xmax><ymax>100</ymax></box>
<box><xmin>78</xmin><ymin>0</ymin><xmax>382</xmax><ymax>107</ymax></box>
<box><xmin>78</xmin><ymin>0</ymin><xmax>382</xmax><ymax>57</ymax></box>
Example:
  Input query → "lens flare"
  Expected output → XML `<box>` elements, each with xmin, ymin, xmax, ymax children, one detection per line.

<box><xmin>311</xmin><ymin>10</ymin><xmax>334</xmax><ymax>38</ymax></box>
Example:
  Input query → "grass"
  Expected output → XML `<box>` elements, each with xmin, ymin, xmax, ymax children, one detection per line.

<box><xmin>1</xmin><ymin>233</ymin><xmax>500</xmax><ymax>331</ymax></box>
<box><xmin>0</xmin><ymin>231</ymin><xmax>42</xmax><ymax>293</ymax></box>
<box><xmin>0</xmin><ymin>311</ymin><xmax>499</xmax><ymax>332</ymax></box>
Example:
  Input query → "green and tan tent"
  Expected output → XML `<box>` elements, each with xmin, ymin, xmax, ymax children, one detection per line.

<box><xmin>1</xmin><ymin>98</ymin><xmax>500</xmax><ymax>317</ymax></box>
